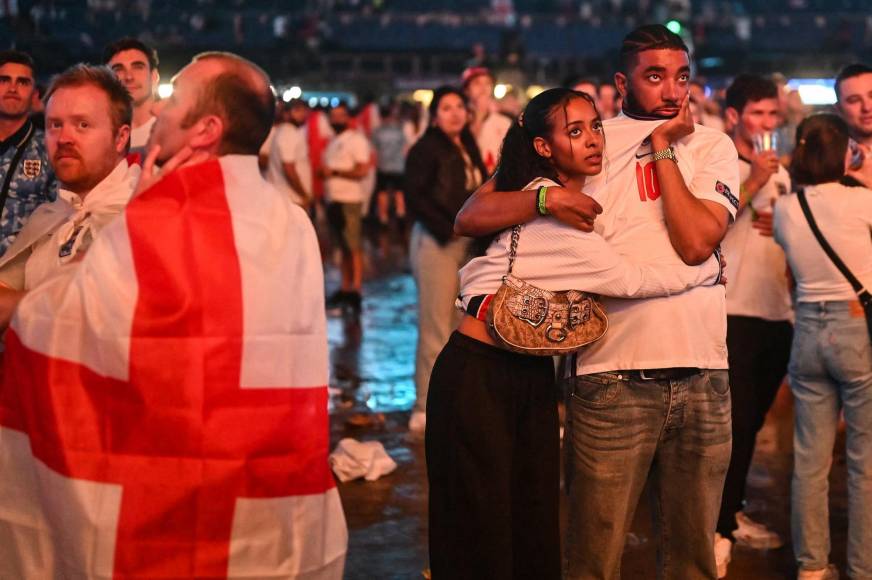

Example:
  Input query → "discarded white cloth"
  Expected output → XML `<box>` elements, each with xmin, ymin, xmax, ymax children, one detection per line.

<box><xmin>329</xmin><ymin>438</ymin><xmax>397</xmax><ymax>482</ymax></box>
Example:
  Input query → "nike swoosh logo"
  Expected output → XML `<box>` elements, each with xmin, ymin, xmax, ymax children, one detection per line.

<box><xmin>635</xmin><ymin>151</ymin><xmax>653</xmax><ymax>159</ymax></box>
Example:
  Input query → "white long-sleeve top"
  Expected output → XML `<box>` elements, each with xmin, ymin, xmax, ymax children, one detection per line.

<box><xmin>458</xmin><ymin>179</ymin><xmax>722</xmax><ymax>310</ymax></box>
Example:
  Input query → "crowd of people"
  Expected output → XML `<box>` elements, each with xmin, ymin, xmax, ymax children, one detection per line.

<box><xmin>0</xmin><ymin>20</ymin><xmax>869</xmax><ymax>580</ymax></box>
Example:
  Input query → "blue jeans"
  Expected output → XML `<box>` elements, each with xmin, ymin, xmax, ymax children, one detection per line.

<box><xmin>564</xmin><ymin>369</ymin><xmax>732</xmax><ymax>580</ymax></box>
<box><xmin>790</xmin><ymin>301</ymin><xmax>872</xmax><ymax>578</ymax></box>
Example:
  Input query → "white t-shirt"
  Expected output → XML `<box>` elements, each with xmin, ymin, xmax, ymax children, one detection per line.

<box><xmin>721</xmin><ymin>158</ymin><xmax>792</xmax><ymax>321</ymax></box>
<box><xmin>477</xmin><ymin>112</ymin><xmax>512</xmax><ymax>176</ymax></box>
<box><xmin>459</xmin><ymin>179</ymin><xmax>722</xmax><ymax>308</ymax></box>
<box><xmin>575</xmin><ymin>113</ymin><xmax>740</xmax><ymax>374</ymax></box>
<box><xmin>265</xmin><ymin>122</ymin><xmax>312</xmax><ymax>206</ymax></box>
<box><xmin>774</xmin><ymin>182</ymin><xmax>872</xmax><ymax>302</ymax></box>
<box><xmin>129</xmin><ymin>116</ymin><xmax>156</xmax><ymax>159</ymax></box>
<box><xmin>259</xmin><ymin>126</ymin><xmax>275</xmax><ymax>158</ymax></box>
<box><xmin>323</xmin><ymin>129</ymin><xmax>371</xmax><ymax>204</ymax></box>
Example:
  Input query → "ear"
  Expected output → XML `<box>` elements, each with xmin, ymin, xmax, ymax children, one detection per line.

<box><xmin>532</xmin><ymin>136</ymin><xmax>551</xmax><ymax>159</ymax></box>
<box><xmin>614</xmin><ymin>72</ymin><xmax>628</xmax><ymax>99</ymax></box>
<box><xmin>188</xmin><ymin>114</ymin><xmax>224</xmax><ymax>152</ymax></box>
<box><xmin>115</xmin><ymin>125</ymin><xmax>131</xmax><ymax>154</ymax></box>
<box><xmin>725</xmin><ymin>107</ymin><xmax>739</xmax><ymax>129</ymax></box>
<box><xmin>151</xmin><ymin>68</ymin><xmax>160</xmax><ymax>91</ymax></box>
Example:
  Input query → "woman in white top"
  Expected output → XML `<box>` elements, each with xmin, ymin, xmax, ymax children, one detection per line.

<box><xmin>773</xmin><ymin>113</ymin><xmax>872</xmax><ymax>580</ymax></box>
<box><xmin>425</xmin><ymin>88</ymin><xmax>724</xmax><ymax>580</ymax></box>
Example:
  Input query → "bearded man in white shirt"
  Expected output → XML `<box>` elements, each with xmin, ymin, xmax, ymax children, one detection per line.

<box><xmin>456</xmin><ymin>25</ymin><xmax>739</xmax><ymax>579</ymax></box>
<box><xmin>265</xmin><ymin>98</ymin><xmax>312</xmax><ymax>208</ymax></box>
<box><xmin>0</xmin><ymin>64</ymin><xmax>139</xmax><ymax>323</ymax></box>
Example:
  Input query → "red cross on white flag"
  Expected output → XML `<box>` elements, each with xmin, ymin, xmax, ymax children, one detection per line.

<box><xmin>0</xmin><ymin>156</ymin><xmax>347</xmax><ymax>578</ymax></box>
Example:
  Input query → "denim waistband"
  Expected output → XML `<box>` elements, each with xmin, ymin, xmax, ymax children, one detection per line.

<box><xmin>796</xmin><ymin>300</ymin><xmax>860</xmax><ymax>313</ymax></box>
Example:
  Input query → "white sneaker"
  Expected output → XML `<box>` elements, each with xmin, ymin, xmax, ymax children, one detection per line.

<box><xmin>797</xmin><ymin>564</ymin><xmax>839</xmax><ymax>580</ymax></box>
<box><xmin>734</xmin><ymin>512</ymin><xmax>784</xmax><ymax>549</ymax></box>
<box><xmin>407</xmin><ymin>410</ymin><xmax>426</xmax><ymax>440</ymax></box>
<box><xmin>714</xmin><ymin>533</ymin><xmax>732</xmax><ymax>579</ymax></box>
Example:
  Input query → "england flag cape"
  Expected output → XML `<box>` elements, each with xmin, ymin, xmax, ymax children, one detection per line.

<box><xmin>0</xmin><ymin>155</ymin><xmax>347</xmax><ymax>579</ymax></box>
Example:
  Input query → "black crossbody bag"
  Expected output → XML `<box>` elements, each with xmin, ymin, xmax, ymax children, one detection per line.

<box><xmin>797</xmin><ymin>188</ymin><xmax>872</xmax><ymax>342</ymax></box>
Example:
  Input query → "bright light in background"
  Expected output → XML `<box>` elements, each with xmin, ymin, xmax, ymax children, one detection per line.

<box><xmin>308</xmin><ymin>97</ymin><xmax>318</xmax><ymax>108</ymax></box>
<box><xmin>665</xmin><ymin>19</ymin><xmax>682</xmax><ymax>34</ymax></box>
<box><xmin>412</xmin><ymin>89</ymin><xmax>434</xmax><ymax>107</ymax></box>
<box><xmin>526</xmin><ymin>85</ymin><xmax>545</xmax><ymax>100</ymax></box>
<box><xmin>787</xmin><ymin>79</ymin><xmax>837</xmax><ymax>105</ymax></box>
<box><xmin>158</xmin><ymin>83</ymin><xmax>173</xmax><ymax>99</ymax></box>
<box><xmin>282</xmin><ymin>86</ymin><xmax>303</xmax><ymax>102</ymax></box>
<box><xmin>494</xmin><ymin>84</ymin><xmax>509</xmax><ymax>99</ymax></box>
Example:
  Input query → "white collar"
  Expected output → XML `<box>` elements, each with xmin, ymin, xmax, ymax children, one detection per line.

<box><xmin>58</xmin><ymin>159</ymin><xmax>140</xmax><ymax>211</ymax></box>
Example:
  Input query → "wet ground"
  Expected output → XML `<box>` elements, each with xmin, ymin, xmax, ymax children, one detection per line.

<box><xmin>326</xmin><ymin>227</ymin><xmax>851</xmax><ymax>580</ymax></box>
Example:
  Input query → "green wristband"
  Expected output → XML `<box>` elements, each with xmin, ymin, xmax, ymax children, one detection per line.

<box><xmin>537</xmin><ymin>186</ymin><xmax>549</xmax><ymax>216</ymax></box>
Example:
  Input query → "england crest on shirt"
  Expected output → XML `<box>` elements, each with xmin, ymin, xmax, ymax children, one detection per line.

<box><xmin>21</xmin><ymin>159</ymin><xmax>41</xmax><ymax>179</ymax></box>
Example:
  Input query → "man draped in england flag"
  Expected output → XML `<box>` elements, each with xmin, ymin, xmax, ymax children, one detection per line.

<box><xmin>0</xmin><ymin>52</ymin><xmax>347</xmax><ymax>579</ymax></box>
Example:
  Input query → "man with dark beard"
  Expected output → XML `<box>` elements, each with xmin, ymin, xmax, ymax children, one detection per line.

<box><xmin>264</xmin><ymin>98</ymin><xmax>312</xmax><ymax>208</ymax></box>
<box><xmin>455</xmin><ymin>24</ymin><xmax>739</xmax><ymax>579</ymax></box>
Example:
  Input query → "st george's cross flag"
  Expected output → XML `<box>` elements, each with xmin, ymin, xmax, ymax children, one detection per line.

<box><xmin>0</xmin><ymin>155</ymin><xmax>347</xmax><ymax>579</ymax></box>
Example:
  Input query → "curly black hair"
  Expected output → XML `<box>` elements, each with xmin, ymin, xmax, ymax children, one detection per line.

<box><xmin>494</xmin><ymin>87</ymin><xmax>598</xmax><ymax>192</ymax></box>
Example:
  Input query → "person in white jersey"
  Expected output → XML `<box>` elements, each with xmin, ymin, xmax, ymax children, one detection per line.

<box><xmin>456</xmin><ymin>25</ymin><xmax>739</xmax><ymax>579</ymax></box>
<box><xmin>320</xmin><ymin>101</ymin><xmax>371</xmax><ymax>315</ymax></box>
<box><xmin>463</xmin><ymin>67</ymin><xmax>512</xmax><ymax>176</ymax></box>
<box><xmin>104</xmin><ymin>37</ymin><xmax>159</xmax><ymax>163</ymax></box>
<box><xmin>265</xmin><ymin>98</ymin><xmax>312</xmax><ymax>208</ymax></box>
<box><xmin>774</xmin><ymin>113</ymin><xmax>872</xmax><ymax>580</ymax></box>
<box><xmin>714</xmin><ymin>74</ymin><xmax>793</xmax><ymax>576</ymax></box>
<box><xmin>428</xmin><ymin>87</ymin><xmax>724</xmax><ymax>580</ymax></box>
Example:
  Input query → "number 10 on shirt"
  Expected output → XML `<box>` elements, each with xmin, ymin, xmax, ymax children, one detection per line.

<box><xmin>636</xmin><ymin>161</ymin><xmax>661</xmax><ymax>202</ymax></box>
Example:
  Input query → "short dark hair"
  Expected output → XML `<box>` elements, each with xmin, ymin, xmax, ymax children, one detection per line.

<box><xmin>183</xmin><ymin>52</ymin><xmax>275</xmax><ymax>156</ymax></box>
<box><xmin>329</xmin><ymin>100</ymin><xmax>351</xmax><ymax>115</ymax></box>
<box><xmin>725</xmin><ymin>74</ymin><xmax>779</xmax><ymax>113</ymax></box>
<box><xmin>619</xmin><ymin>24</ymin><xmax>689</xmax><ymax>73</ymax></box>
<box><xmin>790</xmin><ymin>113</ymin><xmax>850</xmax><ymax>185</ymax></box>
<box><xmin>835</xmin><ymin>63</ymin><xmax>872</xmax><ymax>102</ymax></box>
<box><xmin>45</xmin><ymin>64</ymin><xmax>133</xmax><ymax>135</ymax></box>
<box><xmin>0</xmin><ymin>49</ymin><xmax>35</xmax><ymax>75</ymax></box>
<box><xmin>102</xmin><ymin>37</ymin><xmax>159</xmax><ymax>70</ymax></box>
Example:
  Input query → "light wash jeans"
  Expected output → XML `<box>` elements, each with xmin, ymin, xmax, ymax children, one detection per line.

<box><xmin>409</xmin><ymin>223</ymin><xmax>470</xmax><ymax>413</ymax></box>
<box><xmin>564</xmin><ymin>369</ymin><xmax>732</xmax><ymax>580</ymax></box>
<box><xmin>790</xmin><ymin>301</ymin><xmax>872</xmax><ymax>579</ymax></box>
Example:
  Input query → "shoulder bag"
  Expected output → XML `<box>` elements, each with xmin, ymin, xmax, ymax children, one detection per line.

<box><xmin>486</xmin><ymin>224</ymin><xmax>608</xmax><ymax>356</ymax></box>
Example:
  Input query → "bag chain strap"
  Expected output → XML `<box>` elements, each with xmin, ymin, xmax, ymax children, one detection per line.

<box><xmin>507</xmin><ymin>225</ymin><xmax>521</xmax><ymax>276</ymax></box>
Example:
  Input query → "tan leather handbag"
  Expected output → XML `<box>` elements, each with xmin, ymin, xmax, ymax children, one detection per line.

<box><xmin>486</xmin><ymin>225</ymin><xmax>608</xmax><ymax>356</ymax></box>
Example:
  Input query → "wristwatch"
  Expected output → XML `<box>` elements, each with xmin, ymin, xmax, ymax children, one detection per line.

<box><xmin>652</xmin><ymin>147</ymin><xmax>677</xmax><ymax>162</ymax></box>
